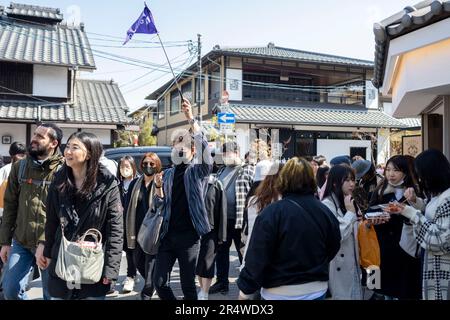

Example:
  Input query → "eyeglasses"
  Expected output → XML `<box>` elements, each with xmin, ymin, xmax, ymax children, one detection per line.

<box><xmin>142</xmin><ymin>161</ymin><xmax>155</xmax><ymax>167</ymax></box>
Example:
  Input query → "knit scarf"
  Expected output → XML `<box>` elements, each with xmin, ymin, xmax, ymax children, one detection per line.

<box><xmin>126</xmin><ymin>175</ymin><xmax>154</xmax><ymax>249</ymax></box>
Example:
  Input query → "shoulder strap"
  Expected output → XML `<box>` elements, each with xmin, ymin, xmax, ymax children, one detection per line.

<box><xmin>17</xmin><ymin>158</ymin><xmax>27</xmax><ymax>186</ymax></box>
<box><xmin>17</xmin><ymin>159</ymin><xmax>59</xmax><ymax>187</ymax></box>
<box><xmin>286</xmin><ymin>198</ymin><xmax>306</xmax><ymax>212</ymax></box>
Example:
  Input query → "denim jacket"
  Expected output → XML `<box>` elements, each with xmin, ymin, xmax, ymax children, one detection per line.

<box><xmin>154</xmin><ymin>131</ymin><xmax>213</xmax><ymax>240</ymax></box>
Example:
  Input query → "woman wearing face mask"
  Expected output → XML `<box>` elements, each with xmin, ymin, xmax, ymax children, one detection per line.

<box><xmin>125</xmin><ymin>153</ymin><xmax>162</xmax><ymax>300</ymax></box>
<box><xmin>117</xmin><ymin>156</ymin><xmax>138</xmax><ymax>294</ymax></box>
<box><xmin>322</xmin><ymin>165</ymin><xmax>363</xmax><ymax>300</ymax></box>
<box><xmin>368</xmin><ymin>155</ymin><xmax>422</xmax><ymax>300</ymax></box>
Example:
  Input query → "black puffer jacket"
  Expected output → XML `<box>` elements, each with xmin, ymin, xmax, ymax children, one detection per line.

<box><xmin>237</xmin><ymin>194</ymin><xmax>341</xmax><ymax>295</ymax></box>
<box><xmin>43</xmin><ymin>165</ymin><xmax>123</xmax><ymax>299</ymax></box>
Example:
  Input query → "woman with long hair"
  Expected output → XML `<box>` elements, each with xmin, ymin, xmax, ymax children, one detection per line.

<box><xmin>322</xmin><ymin>165</ymin><xmax>363</xmax><ymax>300</ymax></box>
<box><xmin>396</xmin><ymin>149</ymin><xmax>450</xmax><ymax>300</ymax></box>
<box><xmin>42</xmin><ymin>132</ymin><xmax>123</xmax><ymax>300</ymax></box>
<box><xmin>316</xmin><ymin>166</ymin><xmax>330</xmax><ymax>189</ymax></box>
<box><xmin>117</xmin><ymin>156</ymin><xmax>138</xmax><ymax>294</ymax></box>
<box><xmin>125</xmin><ymin>152</ymin><xmax>162</xmax><ymax>300</ymax></box>
<box><xmin>237</xmin><ymin>157</ymin><xmax>341</xmax><ymax>300</ymax></box>
<box><xmin>369</xmin><ymin>155</ymin><xmax>422</xmax><ymax>300</ymax></box>
<box><xmin>241</xmin><ymin>161</ymin><xmax>282</xmax><ymax>267</ymax></box>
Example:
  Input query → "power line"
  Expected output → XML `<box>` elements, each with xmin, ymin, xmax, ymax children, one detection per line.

<box><xmin>1</xmin><ymin>15</ymin><xmax>191</xmax><ymax>45</ymax></box>
<box><xmin>0</xmin><ymin>84</ymin><xmax>57</xmax><ymax>104</ymax></box>
<box><xmin>0</xmin><ymin>20</ymin><xmax>368</xmax><ymax>96</ymax></box>
<box><xmin>119</xmin><ymin>50</ymin><xmax>192</xmax><ymax>89</ymax></box>
<box><xmin>123</xmin><ymin>54</ymin><xmax>196</xmax><ymax>95</ymax></box>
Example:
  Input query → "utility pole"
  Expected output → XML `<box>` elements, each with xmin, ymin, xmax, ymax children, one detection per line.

<box><xmin>197</xmin><ymin>34</ymin><xmax>202</xmax><ymax>125</ymax></box>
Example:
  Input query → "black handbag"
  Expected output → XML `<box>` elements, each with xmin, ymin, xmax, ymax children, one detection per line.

<box><xmin>137</xmin><ymin>207</ymin><xmax>163</xmax><ymax>255</ymax></box>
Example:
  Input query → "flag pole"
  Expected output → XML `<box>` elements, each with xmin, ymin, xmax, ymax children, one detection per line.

<box><xmin>156</xmin><ymin>33</ymin><xmax>184</xmax><ymax>100</ymax></box>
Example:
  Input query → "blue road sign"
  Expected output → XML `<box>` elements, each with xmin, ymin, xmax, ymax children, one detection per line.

<box><xmin>217</xmin><ymin>113</ymin><xmax>235</xmax><ymax>124</ymax></box>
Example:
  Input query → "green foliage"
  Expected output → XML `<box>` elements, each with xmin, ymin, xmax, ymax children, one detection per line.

<box><xmin>113</xmin><ymin>130</ymin><xmax>133</xmax><ymax>147</ymax></box>
<box><xmin>138</xmin><ymin>117</ymin><xmax>157</xmax><ymax>146</ymax></box>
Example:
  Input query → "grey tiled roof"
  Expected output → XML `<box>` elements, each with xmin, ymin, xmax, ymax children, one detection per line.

<box><xmin>397</xmin><ymin>117</ymin><xmax>422</xmax><ymax>128</ymax></box>
<box><xmin>0</xmin><ymin>18</ymin><xmax>95</xmax><ymax>69</ymax></box>
<box><xmin>214</xmin><ymin>45</ymin><xmax>374</xmax><ymax>67</ymax></box>
<box><xmin>0</xmin><ymin>79</ymin><xmax>129</xmax><ymax>124</ymax></box>
<box><xmin>228</xmin><ymin>103</ymin><xmax>413</xmax><ymax>128</ymax></box>
<box><xmin>74</xmin><ymin>79</ymin><xmax>129</xmax><ymax>123</ymax></box>
<box><xmin>373</xmin><ymin>0</ymin><xmax>450</xmax><ymax>88</ymax></box>
<box><xmin>5</xmin><ymin>3</ymin><xmax>63</xmax><ymax>21</ymax></box>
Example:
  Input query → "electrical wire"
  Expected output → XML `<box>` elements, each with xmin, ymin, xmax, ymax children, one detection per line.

<box><xmin>0</xmin><ymin>19</ymin><xmax>365</xmax><ymax>93</ymax></box>
<box><xmin>0</xmin><ymin>84</ymin><xmax>57</xmax><ymax>104</ymax></box>
<box><xmin>119</xmin><ymin>50</ymin><xmax>192</xmax><ymax>88</ymax></box>
<box><xmin>0</xmin><ymin>18</ymin><xmax>369</xmax><ymax>108</ymax></box>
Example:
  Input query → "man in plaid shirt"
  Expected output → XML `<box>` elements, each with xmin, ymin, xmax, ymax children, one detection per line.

<box><xmin>209</xmin><ymin>141</ymin><xmax>255</xmax><ymax>294</ymax></box>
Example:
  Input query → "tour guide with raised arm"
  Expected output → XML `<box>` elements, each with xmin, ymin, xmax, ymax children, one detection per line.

<box><xmin>152</xmin><ymin>98</ymin><xmax>213</xmax><ymax>300</ymax></box>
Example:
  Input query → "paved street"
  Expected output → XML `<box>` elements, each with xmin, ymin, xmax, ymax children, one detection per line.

<box><xmin>22</xmin><ymin>247</ymin><xmax>240</xmax><ymax>301</ymax></box>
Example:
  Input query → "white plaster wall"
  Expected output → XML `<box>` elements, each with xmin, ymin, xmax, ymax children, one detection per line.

<box><xmin>381</xmin><ymin>18</ymin><xmax>450</xmax><ymax>117</ymax></box>
<box><xmin>317</xmin><ymin>139</ymin><xmax>372</xmax><ymax>163</ymax></box>
<box><xmin>377</xmin><ymin>128</ymin><xmax>391</xmax><ymax>165</ymax></box>
<box><xmin>391</xmin><ymin>39</ymin><xmax>450</xmax><ymax>117</ymax></box>
<box><xmin>33</xmin><ymin>65</ymin><xmax>68</xmax><ymax>98</ymax></box>
<box><xmin>80</xmin><ymin>129</ymin><xmax>111</xmax><ymax>145</ymax></box>
<box><xmin>0</xmin><ymin>124</ymin><xmax>27</xmax><ymax>159</ymax></box>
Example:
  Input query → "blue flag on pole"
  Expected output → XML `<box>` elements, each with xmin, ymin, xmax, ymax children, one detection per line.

<box><xmin>123</xmin><ymin>3</ymin><xmax>158</xmax><ymax>45</ymax></box>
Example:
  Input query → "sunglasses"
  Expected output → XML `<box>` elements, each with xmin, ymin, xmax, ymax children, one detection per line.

<box><xmin>142</xmin><ymin>161</ymin><xmax>155</xmax><ymax>167</ymax></box>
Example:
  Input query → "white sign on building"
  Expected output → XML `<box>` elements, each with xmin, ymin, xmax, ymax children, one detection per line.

<box><xmin>226</xmin><ymin>69</ymin><xmax>242</xmax><ymax>101</ymax></box>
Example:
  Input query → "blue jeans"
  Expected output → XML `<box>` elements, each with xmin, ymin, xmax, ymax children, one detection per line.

<box><xmin>2</xmin><ymin>239</ymin><xmax>50</xmax><ymax>300</ymax></box>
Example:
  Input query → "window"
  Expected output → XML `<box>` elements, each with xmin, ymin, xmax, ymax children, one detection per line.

<box><xmin>170</xmin><ymin>91</ymin><xmax>180</xmax><ymax>115</ymax></box>
<box><xmin>209</xmin><ymin>71</ymin><xmax>221</xmax><ymax>100</ymax></box>
<box><xmin>0</xmin><ymin>62</ymin><xmax>33</xmax><ymax>95</ymax></box>
<box><xmin>158</xmin><ymin>98</ymin><xmax>165</xmax><ymax>120</ymax></box>
<box><xmin>295</xmin><ymin>132</ymin><xmax>316</xmax><ymax>157</ymax></box>
<box><xmin>182</xmin><ymin>81</ymin><xmax>193</xmax><ymax>102</ymax></box>
<box><xmin>243</xmin><ymin>72</ymin><xmax>316</xmax><ymax>103</ymax></box>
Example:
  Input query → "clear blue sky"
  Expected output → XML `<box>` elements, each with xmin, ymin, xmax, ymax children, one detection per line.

<box><xmin>5</xmin><ymin>0</ymin><xmax>415</xmax><ymax>111</ymax></box>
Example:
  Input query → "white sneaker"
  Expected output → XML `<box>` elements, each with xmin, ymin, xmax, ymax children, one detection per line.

<box><xmin>122</xmin><ymin>277</ymin><xmax>135</xmax><ymax>294</ymax></box>
<box><xmin>198</xmin><ymin>290</ymin><xmax>208</xmax><ymax>300</ymax></box>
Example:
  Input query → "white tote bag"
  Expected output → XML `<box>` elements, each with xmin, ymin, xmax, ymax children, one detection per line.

<box><xmin>399</xmin><ymin>223</ymin><xmax>418</xmax><ymax>258</ymax></box>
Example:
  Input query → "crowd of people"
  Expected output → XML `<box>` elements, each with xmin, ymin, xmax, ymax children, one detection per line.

<box><xmin>0</xmin><ymin>98</ymin><xmax>449</xmax><ymax>300</ymax></box>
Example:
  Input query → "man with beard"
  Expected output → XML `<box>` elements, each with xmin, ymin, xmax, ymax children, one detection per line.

<box><xmin>0</xmin><ymin>123</ymin><xmax>64</xmax><ymax>300</ymax></box>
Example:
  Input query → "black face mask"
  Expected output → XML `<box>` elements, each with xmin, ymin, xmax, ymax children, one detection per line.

<box><xmin>142</xmin><ymin>167</ymin><xmax>156</xmax><ymax>177</ymax></box>
<box><xmin>178</xmin><ymin>150</ymin><xmax>184</xmax><ymax>157</ymax></box>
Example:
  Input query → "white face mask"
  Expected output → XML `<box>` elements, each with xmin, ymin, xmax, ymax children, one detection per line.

<box><xmin>120</xmin><ymin>168</ymin><xmax>133</xmax><ymax>179</ymax></box>
<box><xmin>223</xmin><ymin>153</ymin><xmax>241</xmax><ymax>166</ymax></box>
<box><xmin>223</xmin><ymin>157</ymin><xmax>237</xmax><ymax>166</ymax></box>
<box><xmin>389</xmin><ymin>180</ymin><xmax>404</xmax><ymax>187</ymax></box>
<box><xmin>171</xmin><ymin>148</ymin><xmax>192</xmax><ymax>165</ymax></box>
